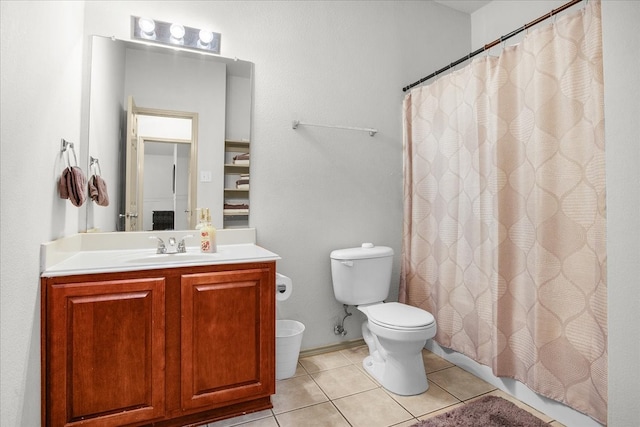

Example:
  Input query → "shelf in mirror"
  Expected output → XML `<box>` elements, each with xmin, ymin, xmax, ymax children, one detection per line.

<box><xmin>224</xmin><ymin>140</ymin><xmax>250</xmax><ymax>228</ymax></box>
<box><xmin>224</xmin><ymin>164</ymin><xmax>250</xmax><ymax>172</ymax></box>
<box><xmin>225</xmin><ymin>140</ymin><xmax>250</xmax><ymax>150</ymax></box>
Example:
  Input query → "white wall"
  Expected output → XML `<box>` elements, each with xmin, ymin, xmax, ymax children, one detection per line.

<box><xmin>0</xmin><ymin>2</ymin><xmax>86</xmax><ymax>426</ymax></box>
<box><xmin>600</xmin><ymin>2</ymin><xmax>640</xmax><ymax>426</ymax></box>
<box><xmin>467</xmin><ymin>1</ymin><xmax>640</xmax><ymax>426</ymax></box>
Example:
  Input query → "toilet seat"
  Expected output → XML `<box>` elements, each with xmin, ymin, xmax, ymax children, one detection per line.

<box><xmin>364</xmin><ymin>302</ymin><xmax>435</xmax><ymax>331</ymax></box>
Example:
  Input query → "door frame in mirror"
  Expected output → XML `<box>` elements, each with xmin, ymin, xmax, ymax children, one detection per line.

<box><xmin>125</xmin><ymin>100</ymin><xmax>198</xmax><ymax>231</ymax></box>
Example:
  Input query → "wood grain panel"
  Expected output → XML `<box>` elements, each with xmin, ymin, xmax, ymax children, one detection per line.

<box><xmin>46</xmin><ymin>277</ymin><xmax>165</xmax><ymax>426</ymax></box>
<box><xmin>181</xmin><ymin>268</ymin><xmax>274</xmax><ymax>410</ymax></box>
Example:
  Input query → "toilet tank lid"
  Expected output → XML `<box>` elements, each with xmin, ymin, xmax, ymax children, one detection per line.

<box><xmin>330</xmin><ymin>244</ymin><xmax>394</xmax><ymax>260</ymax></box>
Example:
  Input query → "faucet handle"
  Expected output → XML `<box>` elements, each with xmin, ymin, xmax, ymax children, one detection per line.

<box><xmin>150</xmin><ymin>236</ymin><xmax>166</xmax><ymax>254</ymax></box>
<box><xmin>178</xmin><ymin>235</ymin><xmax>194</xmax><ymax>253</ymax></box>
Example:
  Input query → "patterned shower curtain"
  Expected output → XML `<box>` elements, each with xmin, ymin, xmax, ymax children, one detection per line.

<box><xmin>400</xmin><ymin>1</ymin><xmax>606</xmax><ymax>423</ymax></box>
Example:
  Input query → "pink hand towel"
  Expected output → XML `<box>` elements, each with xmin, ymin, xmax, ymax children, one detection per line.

<box><xmin>89</xmin><ymin>175</ymin><xmax>109</xmax><ymax>206</ymax></box>
<box><xmin>59</xmin><ymin>166</ymin><xmax>87</xmax><ymax>207</ymax></box>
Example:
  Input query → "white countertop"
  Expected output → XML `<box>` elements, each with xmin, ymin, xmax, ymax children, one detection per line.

<box><xmin>41</xmin><ymin>229</ymin><xmax>280</xmax><ymax>277</ymax></box>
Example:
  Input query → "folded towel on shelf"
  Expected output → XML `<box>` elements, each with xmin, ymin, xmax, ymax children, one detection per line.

<box><xmin>88</xmin><ymin>175</ymin><xmax>109</xmax><ymax>206</ymax></box>
<box><xmin>224</xmin><ymin>203</ymin><xmax>249</xmax><ymax>210</ymax></box>
<box><xmin>223</xmin><ymin>202</ymin><xmax>249</xmax><ymax>215</ymax></box>
<box><xmin>59</xmin><ymin>166</ymin><xmax>87</xmax><ymax>207</ymax></box>
<box><xmin>224</xmin><ymin>209</ymin><xmax>249</xmax><ymax>215</ymax></box>
<box><xmin>233</xmin><ymin>153</ymin><xmax>250</xmax><ymax>165</ymax></box>
<box><xmin>235</xmin><ymin>177</ymin><xmax>250</xmax><ymax>190</ymax></box>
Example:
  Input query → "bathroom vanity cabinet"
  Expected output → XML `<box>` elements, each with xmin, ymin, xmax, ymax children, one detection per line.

<box><xmin>41</xmin><ymin>261</ymin><xmax>275</xmax><ymax>427</ymax></box>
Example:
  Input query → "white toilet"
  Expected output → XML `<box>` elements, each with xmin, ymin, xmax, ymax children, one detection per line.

<box><xmin>330</xmin><ymin>243</ymin><xmax>437</xmax><ymax>396</ymax></box>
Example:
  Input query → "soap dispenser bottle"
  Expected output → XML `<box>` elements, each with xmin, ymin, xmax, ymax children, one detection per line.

<box><xmin>195</xmin><ymin>208</ymin><xmax>205</xmax><ymax>230</ymax></box>
<box><xmin>200</xmin><ymin>208</ymin><xmax>217</xmax><ymax>253</ymax></box>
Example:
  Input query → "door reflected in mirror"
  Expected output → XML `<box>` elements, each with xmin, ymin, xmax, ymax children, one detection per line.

<box><xmin>124</xmin><ymin>100</ymin><xmax>197</xmax><ymax>231</ymax></box>
<box><xmin>85</xmin><ymin>36</ymin><xmax>253</xmax><ymax>233</ymax></box>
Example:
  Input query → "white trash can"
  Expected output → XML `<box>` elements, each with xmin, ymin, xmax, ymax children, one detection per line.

<box><xmin>276</xmin><ymin>320</ymin><xmax>305</xmax><ymax>380</ymax></box>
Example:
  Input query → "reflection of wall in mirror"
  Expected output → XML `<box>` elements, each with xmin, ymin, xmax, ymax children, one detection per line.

<box><xmin>226</xmin><ymin>74</ymin><xmax>251</xmax><ymax>141</ymax></box>
<box><xmin>86</xmin><ymin>37</ymin><xmax>126</xmax><ymax>232</ymax></box>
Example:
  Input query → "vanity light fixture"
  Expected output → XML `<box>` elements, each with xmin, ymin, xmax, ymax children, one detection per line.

<box><xmin>132</xmin><ymin>16</ymin><xmax>220</xmax><ymax>54</ymax></box>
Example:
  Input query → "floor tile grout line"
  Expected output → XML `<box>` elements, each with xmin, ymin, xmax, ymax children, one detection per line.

<box><xmin>270</xmin><ymin>348</ymin><xmax>558</xmax><ymax>427</ymax></box>
<box><xmin>298</xmin><ymin>362</ymin><xmax>461</xmax><ymax>426</ymax></box>
<box><xmin>297</xmin><ymin>350</ymin><xmax>448</xmax><ymax>424</ymax></box>
<box><xmin>280</xmin><ymin>361</ymin><xmax>415</xmax><ymax>426</ymax></box>
<box><xmin>327</xmin><ymin>399</ymin><xmax>354</xmax><ymax>426</ymax></box>
<box><xmin>425</xmin><ymin>364</ymin><xmax>457</xmax><ymax>375</ymax></box>
<box><xmin>379</xmin><ymin>385</ymin><xmax>464</xmax><ymax>420</ymax></box>
<box><xmin>308</xmin><ymin>366</ymin><xmax>383</xmax><ymax>404</ymax></box>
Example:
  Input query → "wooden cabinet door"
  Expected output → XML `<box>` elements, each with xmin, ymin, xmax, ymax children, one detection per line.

<box><xmin>45</xmin><ymin>277</ymin><xmax>165</xmax><ymax>427</ymax></box>
<box><xmin>180</xmin><ymin>268</ymin><xmax>274</xmax><ymax>410</ymax></box>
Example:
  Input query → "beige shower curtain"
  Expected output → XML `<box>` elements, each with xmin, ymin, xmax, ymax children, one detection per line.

<box><xmin>400</xmin><ymin>1</ymin><xmax>606</xmax><ymax>423</ymax></box>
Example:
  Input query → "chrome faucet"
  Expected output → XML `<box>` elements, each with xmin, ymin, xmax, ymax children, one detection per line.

<box><xmin>151</xmin><ymin>235</ymin><xmax>193</xmax><ymax>254</ymax></box>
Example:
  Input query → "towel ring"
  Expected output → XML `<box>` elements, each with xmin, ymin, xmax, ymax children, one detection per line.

<box><xmin>61</xmin><ymin>139</ymin><xmax>78</xmax><ymax>168</ymax></box>
<box><xmin>90</xmin><ymin>156</ymin><xmax>102</xmax><ymax>176</ymax></box>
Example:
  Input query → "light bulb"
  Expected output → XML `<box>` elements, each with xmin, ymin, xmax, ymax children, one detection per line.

<box><xmin>138</xmin><ymin>17</ymin><xmax>156</xmax><ymax>38</ymax></box>
<box><xmin>170</xmin><ymin>23</ymin><xmax>185</xmax><ymax>40</ymax></box>
<box><xmin>199</xmin><ymin>30</ymin><xmax>214</xmax><ymax>45</ymax></box>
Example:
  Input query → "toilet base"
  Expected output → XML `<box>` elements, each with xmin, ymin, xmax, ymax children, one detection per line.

<box><xmin>362</xmin><ymin>350</ymin><xmax>429</xmax><ymax>396</ymax></box>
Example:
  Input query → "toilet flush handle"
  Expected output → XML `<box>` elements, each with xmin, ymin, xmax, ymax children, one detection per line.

<box><xmin>341</xmin><ymin>260</ymin><xmax>354</xmax><ymax>267</ymax></box>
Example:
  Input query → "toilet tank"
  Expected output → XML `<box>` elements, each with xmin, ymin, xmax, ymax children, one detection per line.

<box><xmin>330</xmin><ymin>244</ymin><xmax>394</xmax><ymax>306</ymax></box>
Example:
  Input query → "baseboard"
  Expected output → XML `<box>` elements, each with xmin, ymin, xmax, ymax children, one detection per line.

<box><xmin>299</xmin><ymin>339</ymin><xmax>366</xmax><ymax>358</ymax></box>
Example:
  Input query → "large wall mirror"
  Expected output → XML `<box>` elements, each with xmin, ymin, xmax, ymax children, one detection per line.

<box><xmin>85</xmin><ymin>35</ymin><xmax>253</xmax><ymax>232</ymax></box>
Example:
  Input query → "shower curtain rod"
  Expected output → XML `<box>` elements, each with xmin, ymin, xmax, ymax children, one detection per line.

<box><xmin>402</xmin><ymin>0</ymin><xmax>584</xmax><ymax>92</ymax></box>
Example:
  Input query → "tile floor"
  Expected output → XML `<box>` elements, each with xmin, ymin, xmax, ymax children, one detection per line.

<box><xmin>208</xmin><ymin>345</ymin><xmax>566</xmax><ymax>427</ymax></box>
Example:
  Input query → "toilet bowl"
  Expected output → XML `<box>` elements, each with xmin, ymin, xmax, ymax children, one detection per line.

<box><xmin>358</xmin><ymin>302</ymin><xmax>436</xmax><ymax>395</ymax></box>
<box><xmin>330</xmin><ymin>243</ymin><xmax>437</xmax><ymax>396</ymax></box>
